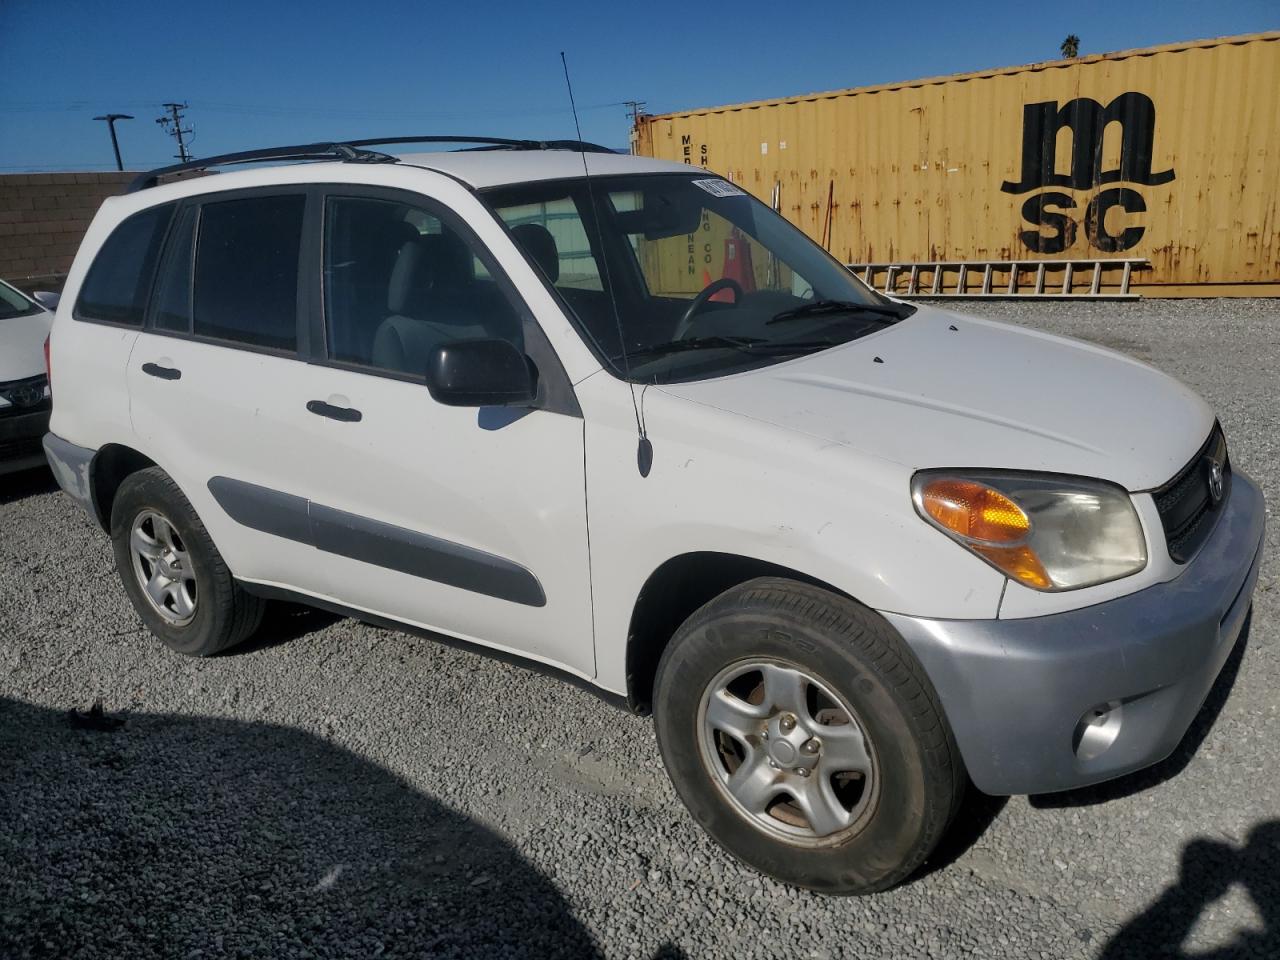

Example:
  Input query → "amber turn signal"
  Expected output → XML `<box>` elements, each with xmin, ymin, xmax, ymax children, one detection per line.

<box><xmin>972</xmin><ymin>544</ymin><xmax>1052</xmax><ymax>590</ymax></box>
<box><xmin>919</xmin><ymin>478</ymin><xmax>1031</xmax><ymax>543</ymax></box>
<box><xmin>917</xmin><ymin>477</ymin><xmax>1051</xmax><ymax>589</ymax></box>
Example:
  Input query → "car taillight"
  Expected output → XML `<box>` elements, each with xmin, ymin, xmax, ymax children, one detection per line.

<box><xmin>43</xmin><ymin>335</ymin><xmax>52</xmax><ymax>392</ymax></box>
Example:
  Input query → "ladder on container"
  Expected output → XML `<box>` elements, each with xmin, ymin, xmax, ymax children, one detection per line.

<box><xmin>847</xmin><ymin>258</ymin><xmax>1148</xmax><ymax>299</ymax></box>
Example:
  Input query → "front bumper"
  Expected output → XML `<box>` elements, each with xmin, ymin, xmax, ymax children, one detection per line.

<box><xmin>884</xmin><ymin>469</ymin><xmax>1266</xmax><ymax>796</ymax></box>
<box><xmin>0</xmin><ymin>408</ymin><xmax>51</xmax><ymax>475</ymax></box>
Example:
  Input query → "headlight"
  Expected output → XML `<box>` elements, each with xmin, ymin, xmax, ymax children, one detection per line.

<box><xmin>911</xmin><ymin>471</ymin><xmax>1147</xmax><ymax>591</ymax></box>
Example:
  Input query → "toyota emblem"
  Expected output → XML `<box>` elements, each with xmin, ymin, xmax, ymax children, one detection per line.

<box><xmin>8</xmin><ymin>384</ymin><xmax>45</xmax><ymax>408</ymax></box>
<box><xmin>1207</xmin><ymin>458</ymin><xmax>1225</xmax><ymax>504</ymax></box>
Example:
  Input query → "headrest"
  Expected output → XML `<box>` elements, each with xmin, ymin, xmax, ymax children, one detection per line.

<box><xmin>510</xmin><ymin>223</ymin><xmax>560</xmax><ymax>284</ymax></box>
<box><xmin>420</xmin><ymin>231</ymin><xmax>473</xmax><ymax>290</ymax></box>
<box><xmin>386</xmin><ymin>230</ymin><xmax>476</xmax><ymax>315</ymax></box>
<box><xmin>387</xmin><ymin>236</ymin><xmax>431</xmax><ymax>316</ymax></box>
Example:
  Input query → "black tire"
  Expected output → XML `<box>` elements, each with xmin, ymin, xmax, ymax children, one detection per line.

<box><xmin>110</xmin><ymin>467</ymin><xmax>264</xmax><ymax>656</ymax></box>
<box><xmin>653</xmin><ymin>577</ymin><xmax>964</xmax><ymax>895</ymax></box>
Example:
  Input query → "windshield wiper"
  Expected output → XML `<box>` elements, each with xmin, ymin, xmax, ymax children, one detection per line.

<box><xmin>766</xmin><ymin>299</ymin><xmax>915</xmax><ymax>326</ymax></box>
<box><xmin>614</xmin><ymin>336</ymin><xmax>763</xmax><ymax>362</ymax></box>
<box><xmin>614</xmin><ymin>335</ymin><xmax>840</xmax><ymax>364</ymax></box>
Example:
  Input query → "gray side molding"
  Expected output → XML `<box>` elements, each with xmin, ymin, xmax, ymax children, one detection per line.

<box><xmin>207</xmin><ymin>476</ymin><xmax>311</xmax><ymax>543</ymax></box>
<box><xmin>207</xmin><ymin>476</ymin><xmax>546</xmax><ymax>607</ymax></box>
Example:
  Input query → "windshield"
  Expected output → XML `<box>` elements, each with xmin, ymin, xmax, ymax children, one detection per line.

<box><xmin>482</xmin><ymin>173</ymin><xmax>913</xmax><ymax>383</ymax></box>
<box><xmin>0</xmin><ymin>281</ymin><xmax>42</xmax><ymax>321</ymax></box>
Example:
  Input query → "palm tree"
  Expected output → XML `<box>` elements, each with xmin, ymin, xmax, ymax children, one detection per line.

<box><xmin>1061</xmin><ymin>35</ymin><xmax>1081</xmax><ymax>58</ymax></box>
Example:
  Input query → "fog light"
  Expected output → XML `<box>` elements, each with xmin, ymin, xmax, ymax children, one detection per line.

<box><xmin>1073</xmin><ymin>701</ymin><xmax>1123</xmax><ymax>761</ymax></box>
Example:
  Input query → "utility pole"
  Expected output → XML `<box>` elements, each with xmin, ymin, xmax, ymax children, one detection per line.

<box><xmin>156</xmin><ymin>102</ymin><xmax>193</xmax><ymax>162</ymax></box>
<box><xmin>92</xmin><ymin>113</ymin><xmax>134</xmax><ymax>170</ymax></box>
<box><xmin>624</xmin><ymin>101</ymin><xmax>648</xmax><ymax>155</ymax></box>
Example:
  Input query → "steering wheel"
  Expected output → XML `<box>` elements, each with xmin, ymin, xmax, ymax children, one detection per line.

<box><xmin>674</xmin><ymin>277</ymin><xmax>744</xmax><ymax>340</ymax></box>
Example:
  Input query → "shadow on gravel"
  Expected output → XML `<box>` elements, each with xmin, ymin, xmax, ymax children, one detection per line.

<box><xmin>1029</xmin><ymin>611</ymin><xmax>1252</xmax><ymax>810</ymax></box>
<box><xmin>227</xmin><ymin>602</ymin><xmax>342</xmax><ymax>656</ymax></box>
<box><xmin>0</xmin><ymin>696</ymin><xmax>683</xmax><ymax>960</ymax></box>
<box><xmin>913</xmin><ymin>786</ymin><xmax>1009</xmax><ymax>881</ymax></box>
<box><xmin>0</xmin><ymin>466</ymin><xmax>56</xmax><ymax>506</ymax></box>
<box><xmin>1099</xmin><ymin>820</ymin><xmax>1279</xmax><ymax>959</ymax></box>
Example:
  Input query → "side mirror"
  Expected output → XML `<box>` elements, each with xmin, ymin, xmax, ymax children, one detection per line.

<box><xmin>425</xmin><ymin>338</ymin><xmax>538</xmax><ymax>408</ymax></box>
<box><xmin>32</xmin><ymin>290</ymin><xmax>60</xmax><ymax>312</ymax></box>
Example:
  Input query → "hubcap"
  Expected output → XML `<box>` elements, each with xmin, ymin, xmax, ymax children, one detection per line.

<box><xmin>697</xmin><ymin>659</ymin><xmax>877</xmax><ymax>844</ymax></box>
<box><xmin>129</xmin><ymin>510</ymin><xmax>197</xmax><ymax>626</ymax></box>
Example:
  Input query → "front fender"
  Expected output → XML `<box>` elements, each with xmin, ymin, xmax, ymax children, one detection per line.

<box><xmin>577</xmin><ymin>375</ymin><xmax>1005</xmax><ymax>694</ymax></box>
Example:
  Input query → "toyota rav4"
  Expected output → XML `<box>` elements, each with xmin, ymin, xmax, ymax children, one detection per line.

<box><xmin>43</xmin><ymin>138</ymin><xmax>1264</xmax><ymax>894</ymax></box>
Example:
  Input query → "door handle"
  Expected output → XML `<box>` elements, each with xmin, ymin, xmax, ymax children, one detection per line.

<box><xmin>306</xmin><ymin>399</ymin><xmax>362</xmax><ymax>422</ymax></box>
<box><xmin>141</xmin><ymin>362</ymin><xmax>182</xmax><ymax>380</ymax></box>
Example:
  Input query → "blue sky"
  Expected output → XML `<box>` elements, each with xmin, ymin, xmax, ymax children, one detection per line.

<box><xmin>1</xmin><ymin>0</ymin><xmax>1275</xmax><ymax>172</ymax></box>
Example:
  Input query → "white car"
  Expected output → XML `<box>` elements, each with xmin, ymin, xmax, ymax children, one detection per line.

<box><xmin>44</xmin><ymin>138</ymin><xmax>1264</xmax><ymax>894</ymax></box>
<box><xmin>0</xmin><ymin>277</ymin><xmax>54</xmax><ymax>475</ymax></box>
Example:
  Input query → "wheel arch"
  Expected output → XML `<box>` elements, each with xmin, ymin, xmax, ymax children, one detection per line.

<box><xmin>623</xmin><ymin>551</ymin><xmax>855</xmax><ymax>714</ymax></box>
<box><xmin>89</xmin><ymin>443</ymin><xmax>158</xmax><ymax>530</ymax></box>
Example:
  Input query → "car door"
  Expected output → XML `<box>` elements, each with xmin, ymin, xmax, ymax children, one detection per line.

<box><xmin>283</xmin><ymin>186</ymin><xmax>594</xmax><ymax>677</ymax></box>
<box><xmin>128</xmin><ymin>187</ymin><xmax>335</xmax><ymax>596</ymax></box>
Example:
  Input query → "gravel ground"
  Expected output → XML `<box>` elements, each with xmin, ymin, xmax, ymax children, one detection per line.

<box><xmin>2</xmin><ymin>298</ymin><xmax>1277</xmax><ymax>959</ymax></box>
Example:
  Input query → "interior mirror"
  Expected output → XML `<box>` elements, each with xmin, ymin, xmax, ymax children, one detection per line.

<box><xmin>425</xmin><ymin>338</ymin><xmax>537</xmax><ymax>408</ymax></box>
<box><xmin>613</xmin><ymin>187</ymin><xmax>704</xmax><ymax>240</ymax></box>
<box><xmin>32</xmin><ymin>290</ymin><xmax>60</xmax><ymax>312</ymax></box>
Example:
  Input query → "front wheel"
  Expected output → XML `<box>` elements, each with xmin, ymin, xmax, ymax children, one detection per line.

<box><xmin>110</xmin><ymin>467</ymin><xmax>264</xmax><ymax>656</ymax></box>
<box><xmin>653</xmin><ymin>578</ymin><xmax>964</xmax><ymax>894</ymax></box>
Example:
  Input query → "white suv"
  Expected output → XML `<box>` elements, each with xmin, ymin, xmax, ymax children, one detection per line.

<box><xmin>44</xmin><ymin>138</ymin><xmax>1264</xmax><ymax>894</ymax></box>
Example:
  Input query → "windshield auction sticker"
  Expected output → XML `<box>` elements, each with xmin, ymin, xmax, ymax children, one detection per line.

<box><xmin>692</xmin><ymin>179</ymin><xmax>746</xmax><ymax>198</ymax></box>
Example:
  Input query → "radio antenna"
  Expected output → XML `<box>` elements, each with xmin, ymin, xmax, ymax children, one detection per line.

<box><xmin>560</xmin><ymin>51</ymin><xmax>652</xmax><ymax>476</ymax></box>
<box><xmin>560</xmin><ymin>51</ymin><xmax>586</xmax><ymax>143</ymax></box>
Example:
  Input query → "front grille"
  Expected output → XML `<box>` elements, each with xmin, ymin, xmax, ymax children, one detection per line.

<box><xmin>1153</xmin><ymin>424</ymin><xmax>1230</xmax><ymax>563</ymax></box>
<box><xmin>0</xmin><ymin>398</ymin><xmax>51</xmax><ymax>418</ymax></box>
<box><xmin>0</xmin><ymin>436</ymin><xmax>44</xmax><ymax>461</ymax></box>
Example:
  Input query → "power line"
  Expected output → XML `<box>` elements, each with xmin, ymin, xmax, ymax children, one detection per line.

<box><xmin>0</xmin><ymin>98</ymin><xmax>628</xmax><ymax>121</ymax></box>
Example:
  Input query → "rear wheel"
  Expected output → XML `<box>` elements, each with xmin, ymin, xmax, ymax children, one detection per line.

<box><xmin>111</xmin><ymin>467</ymin><xmax>263</xmax><ymax>656</ymax></box>
<box><xmin>653</xmin><ymin>577</ymin><xmax>964</xmax><ymax>894</ymax></box>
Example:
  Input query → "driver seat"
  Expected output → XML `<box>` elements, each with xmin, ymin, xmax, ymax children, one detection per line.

<box><xmin>371</xmin><ymin>232</ymin><xmax>516</xmax><ymax>376</ymax></box>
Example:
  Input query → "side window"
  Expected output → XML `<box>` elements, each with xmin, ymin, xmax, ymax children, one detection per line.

<box><xmin>150</xmin><ymin>206</ymin><xmax>196</xmax><ymax>333</ymax></box>
<box><xmin>493</xmin><ymin>197</ymin><xmax>602</xmax><ymax>291</ymax></box>
<box><xmin>193</xmin><ymin>194</ymin><xmax>304</xmax><ymax>351</ymax></box>
<box><xmin>323</xmin><ymin>195</ymin><xmax>524</xmax><ymax>377</ymax></box>
<box><xmin>75</xmin><ymin>203</ymin><xmax>174</xmax><ymax>326</ymax></box>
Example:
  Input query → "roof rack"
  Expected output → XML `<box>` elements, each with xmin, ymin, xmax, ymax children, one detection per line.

<box><xmin>127</xmin><ymin>135</ymin><xmax>615</xmax><ymax>192</ymax></box>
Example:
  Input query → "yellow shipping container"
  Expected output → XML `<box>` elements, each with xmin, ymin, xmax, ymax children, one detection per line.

<box><xmin>633</xmin><ymin>32</ymin><xmax>1280</xmax><ymax>297</ymax></box>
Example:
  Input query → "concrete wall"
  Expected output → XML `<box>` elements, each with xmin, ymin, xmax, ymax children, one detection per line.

<box><xmin>0</xmin><ymin>172</ymin><xmax>135</xmax><ymax>291</ymax></box>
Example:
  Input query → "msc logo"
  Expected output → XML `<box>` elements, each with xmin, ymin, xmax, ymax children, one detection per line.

<box><xmin>1000</xmin><ymin>92</ymin><xmax>1175</xmax><ymax>254</ymax></box>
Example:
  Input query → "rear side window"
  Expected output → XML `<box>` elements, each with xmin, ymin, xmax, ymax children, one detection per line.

<box><xmin>192</xmin><ymin>194</ymin><xmax>304</xmax><ymax>351</ymax></box>
<box><xmin>151</xmin><ymin>207</ymin><xmax>196</xmax><ymax>333</ymax></box>
<box><xmin>75</xmin><ymin>204</ymin><xmax>174</xmax><ymax>326</ymax></box>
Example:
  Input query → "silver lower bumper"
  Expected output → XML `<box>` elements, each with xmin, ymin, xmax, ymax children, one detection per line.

<box><xmin>884</xmin><ymin>469</ymin><xmax>1266</xmax><ymax>796</ymax></box>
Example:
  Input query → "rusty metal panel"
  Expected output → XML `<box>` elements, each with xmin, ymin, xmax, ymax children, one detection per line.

<box><xmin>634</xmin><ymin>33</ymin><xmax>1280</xmax><ymax>295</ymax></box>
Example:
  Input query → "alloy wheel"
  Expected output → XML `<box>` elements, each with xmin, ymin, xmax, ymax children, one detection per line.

<box><xmin>129</xmin><ymin>509</ymin><xmax>197</xmax><ymax>626</ymax></box>
<box><xmin>697</xmin><ymin>658</ymin><xmax>877</xmax><ymax>845</ymax></box>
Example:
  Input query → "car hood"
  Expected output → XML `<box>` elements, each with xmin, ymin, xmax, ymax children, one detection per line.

<box><xmin>0</xmin><ymin>308</ymin><xmax>52</xmax><ymax>383</ymax></box>
<box><xmin>659</xmin><ymin>304</ymin><xmax>1214</xmax><ymax>491</ymax></box>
